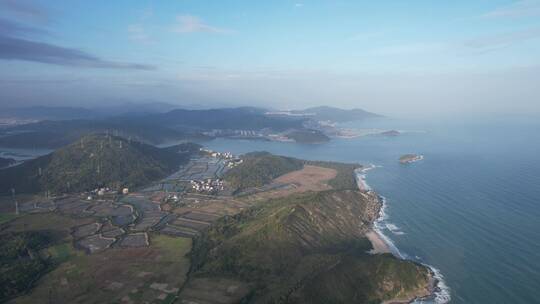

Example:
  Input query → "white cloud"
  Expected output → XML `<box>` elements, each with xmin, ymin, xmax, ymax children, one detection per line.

<box><xmin>172</xmin><ymin>15</ymin><xmax>232</xmax><ymax>34</ymax></box>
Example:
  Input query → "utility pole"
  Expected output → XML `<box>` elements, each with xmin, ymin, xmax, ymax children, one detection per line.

<box><xmin>11</xmin><ymin>188</ymin><xmax>18</xmax><ymax>215</ymax></box>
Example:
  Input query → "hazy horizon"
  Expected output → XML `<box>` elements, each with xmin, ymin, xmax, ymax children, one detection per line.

<box><xmin>1</xmin><ymin>0</ymin><xmax>540</xmax><ymax>117</ymax></box>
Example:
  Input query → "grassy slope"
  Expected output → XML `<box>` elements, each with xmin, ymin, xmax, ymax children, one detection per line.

<box><xmin>12</xmin><ymin>234</ymin><xmax>192</xmax><ymax>304</ymax></box>
<box><xmin>306</xmin><ymin>160</ymin><xmax>361</xmax><ymax>190</ymax></box>
<box><xmin>223</xmin><ymin>152</ymin><xmax>304</xmax><ymax>193</ymax></box>
<box><xmin>190</xmin><ymin>189</ymin><xmax>429</xmax><ymax>303</ymax></box>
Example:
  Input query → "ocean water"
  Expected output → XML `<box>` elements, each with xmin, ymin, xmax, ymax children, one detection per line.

<box><xmin>205</xmin><ymin>116</ymin><xmax>540</xmax><ymax>303</ymax></box>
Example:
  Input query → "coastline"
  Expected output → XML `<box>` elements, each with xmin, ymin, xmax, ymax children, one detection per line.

<box><xmin>356</xmin><ymin>165</ymin><xmax>450</xmax><ymax>304</ymax></box>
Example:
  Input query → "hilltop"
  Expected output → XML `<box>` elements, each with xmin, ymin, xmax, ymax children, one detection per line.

<box><xmin>191</xmin><ymin>189</ymin><xmax>432</xmax><ymax>303</ymax></box>
<box><xmin>223</xmin><ymin>152</ymin><xmax>304</xmax><ymax>193</ymax></box>
<box><xmin>0</xmin><ymin>134</ymin><xmax>200</xmax><ymax>195</ymax></box>
<box><xmin>0</xmin><ymin>119</ymin><xmax>202</xmax><ymax>149</ymax></box>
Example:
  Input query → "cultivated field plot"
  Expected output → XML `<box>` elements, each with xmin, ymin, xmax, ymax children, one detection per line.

<box><xmin>3</xmin><ymin>213</ymin><xmax>92</xmax><ymax>238</ymax></box>
<box><xmin>168</xmin><ymin>157</ymin><xmax>230</xmax><ymax>181</ymax></box>
<box><xmin>132</xmin><ymin>211</ymin><xmax>167</xmax><ymax>231</ymax></box>
<box><xmin>72</xmin><ymin>222</ymin><xmax>102</xmax><ymax>239</ymax></box>
<box><xmin>121</xmin><ymin>195</ymin><xmax>160</xmax><ymax>212</ymax></box>
<box><xmin>120</xmin><ymin>233</ymin><xmax>149</xmax><ymax>248</ymax></box>
<box><xmin>171</xmin><ymin>217</ymin><xmax>210</xmax><ymax>232</ymax></box>
<box><xmin>18</xmin><ymin>198</ymin><xmax>56</xmax><ymax>213</ymax></box>
<box><xmin>77</xmin><ymin>234</ymin><xmax>115</xmax><ymax>253</ymax></box>
<box><xmin>11</xmin><ymin>235</ymin><xmax>192</xmax><ymax>304</ymax></box>
<box><xmin>181</xmin><ymin>210</ymin><xmax>222</xmax><ymax>222</ymax></box>
<box><xmin>175</xmin><ymin>193</ymin><xmax>252</xmax><ymax>215</ymax></box>
<box><xmin>101</xmin><ymin>221</ymin><xmax>125</xmax><ymax>238</ymax></box>
<box><xmin>178</xmin><ymin>277</ymin><xmax>250</xmax><ymax>304</ymax></box>
<box><xmin>87</xmin><ymin>202</ymin><xmax>133</xmax><ymax>217</ymax></box>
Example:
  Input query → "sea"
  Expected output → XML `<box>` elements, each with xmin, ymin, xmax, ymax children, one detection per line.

<box><xmin>205</xmin><ymin>115</ymin><xmax>540</xmax><ymax>304</ymax></box>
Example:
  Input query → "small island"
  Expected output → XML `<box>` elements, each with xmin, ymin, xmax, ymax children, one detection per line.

<box><xmin>399</xmin><ymin>154</ymin><xmax>424</xmax><ymax>164</ymax></box>
<box><xmin>381</xmin><ymin>130</ymin><xmax>401</xmax><ymax>136</ymax></box>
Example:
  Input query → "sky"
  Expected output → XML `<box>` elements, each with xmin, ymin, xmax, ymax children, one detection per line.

<box><xmin>0</xmin><ymin>0</ymin><xmax>539</xmax><ymax>116</ymax></box>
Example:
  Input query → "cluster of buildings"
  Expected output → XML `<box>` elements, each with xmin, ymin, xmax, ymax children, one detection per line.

<box><xmin>199</xmin><ymin>148</ymin><xmax>243</xmax><ymax>168</ymax></box>
<box><xmin>203</xmin><ymin>129</ymin><xmax>262</xmax><ymax>138</ymax></box>
<box><xmin>200</xmin><ymin>148</ymin><xmax>234</xmax><ymax>159</ymax></box>
<box><xmin>87</xmin><ymin>187</ymin><xmax>128</xmax><ymax>200</ymax></box>
<box><xmin>190</xmin><ymin>178</ymin><xmax>224</xmax><ymax>193</ymax></box>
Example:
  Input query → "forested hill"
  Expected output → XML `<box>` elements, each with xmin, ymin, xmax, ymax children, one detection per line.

<box><xmin>0</xmin><ymin>119</ymin><xmax>197</xmax><ymax>149</ymax></box>
<box><xmin>0</xmin><ymin>134</ymin><xmax>200</xmax><ymax>195</ymax></box>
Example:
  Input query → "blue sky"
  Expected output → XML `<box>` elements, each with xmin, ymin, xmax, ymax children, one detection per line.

<box><xmin>1</xmin><ymin>0</ymin><xmax>539</xmax><ymax>115</ymax></box>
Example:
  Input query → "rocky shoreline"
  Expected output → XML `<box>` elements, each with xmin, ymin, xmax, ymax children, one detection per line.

<box><xmin>361</xmin><ymin>180</ymin><xmax>439</xmax><ymax>303</ymax></box>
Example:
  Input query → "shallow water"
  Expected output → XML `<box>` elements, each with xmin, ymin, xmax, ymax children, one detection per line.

<box><xmin>206</xmin><ymin>116</ymin><xmax>540</xmax><ymax>303</ymax></box>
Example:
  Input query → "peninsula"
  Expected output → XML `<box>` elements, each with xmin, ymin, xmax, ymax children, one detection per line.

<box><xmin>0</xmin><ymin>139</ymin><xmax>434</xmax><ymax>304</ymax></box>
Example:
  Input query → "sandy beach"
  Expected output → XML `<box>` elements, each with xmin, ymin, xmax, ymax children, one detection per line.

<box><xmin>366</xmin><ymin>230</ymin><xmax>390</xmax><ymax>254</ymax></box>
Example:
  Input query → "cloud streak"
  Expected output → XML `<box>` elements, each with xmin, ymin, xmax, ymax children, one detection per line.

<box><xmin>0</xmin><ymin>0</ymin><xmax>49</xmax><ymax>23</ymax></box>
<box><xmin>0</xmin><ymin>18</ymin><xmax>47</xmax><ymax>37</ymax></box>
<box><xmin>464</xmin><ymin>27</ymin><xmax>540</xmax><ymax>49</ymax></box>
<box><xmin>172</xmin><ymin>15</ymin><xmax>232</xmax><ymax>34</ymax></box>
<box><xmin>482</xmin><ymin>0</ymin><xmax>540</xmax><ymax>18</ymax></box>
<box><xmin>0</xmin><ymin>35</ymin><xmax>156</xmax><ymax>70</ymax></box>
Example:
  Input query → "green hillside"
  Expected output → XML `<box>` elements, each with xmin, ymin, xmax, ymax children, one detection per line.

<box><xmin>0</xmin><ymin>231</ymin><xmax>54</xmax><ymax>303</ymax></box>
<box><xmin>191</xmin><ymin>190</ymin><xmax>431</xmax><ymax>303</ymax></box>
<box><xmin>0</xmin><ymin>119</ymin><xmax>204</xmax><ymax>149</ymax></box>
<box><xmin>223</xmin><ymin>152</ymin><xmax>304</xmax><ymax>193</ymax></box>
<box><xmin>0</xmin><ymin>134</ymin><xmax>199</xmax><ymax>195</ymax></box>
<box><xmin>285</xmin><ymin>129</ymin><xmax>330</xmax><ymax>143</ymax></box>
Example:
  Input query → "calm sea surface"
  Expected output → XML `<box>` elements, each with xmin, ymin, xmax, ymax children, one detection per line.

<box><xmin>206</xmin><ymin>116</ymin><xmax>540</xmax><ymax>304</ymax></box>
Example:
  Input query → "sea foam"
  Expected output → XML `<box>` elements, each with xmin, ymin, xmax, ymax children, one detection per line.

<box><xmin>357</xmin><ymin>165</ymin><xmax>451</xmax><ymax>304</ymax></box>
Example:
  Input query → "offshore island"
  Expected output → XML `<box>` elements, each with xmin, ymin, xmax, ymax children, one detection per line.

<box><xmin>399</xmin><ymin>154</ymin><xmax>424</xmax><ymax>164</ymax></box>
<box><xmin>0</xmin><ymin>134</ymin><xmax>435</xmax><ymax>304</ymax></box>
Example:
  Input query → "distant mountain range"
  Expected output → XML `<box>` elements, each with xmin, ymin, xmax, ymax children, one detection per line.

<box><xmin>127</xmin><ymin>107</ymin><xmax>303</xmax><ymax>132</ymax></box>
<box><xmin>294</xmin><ymin>106</ymin><xmax>382</xmax><ymax>122</ymax></box>
<box><xmin>0</xmin><ymin>119</ymin><xmax>200</xmax><ymax>149</ymax></box>
<box><xmin>0</xmin><ymin>102</ymin><xmax>179</xmax><ymax>121</ymax></box>
<box><xmin>0</xmin><ymin>134</ymin><xmax>200</xmax><ymax>195</ymax></box>
<box><xmin>0</xmin><ymin>105</ymin><xmax>380</xmax><ymax>149</ymax></box>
